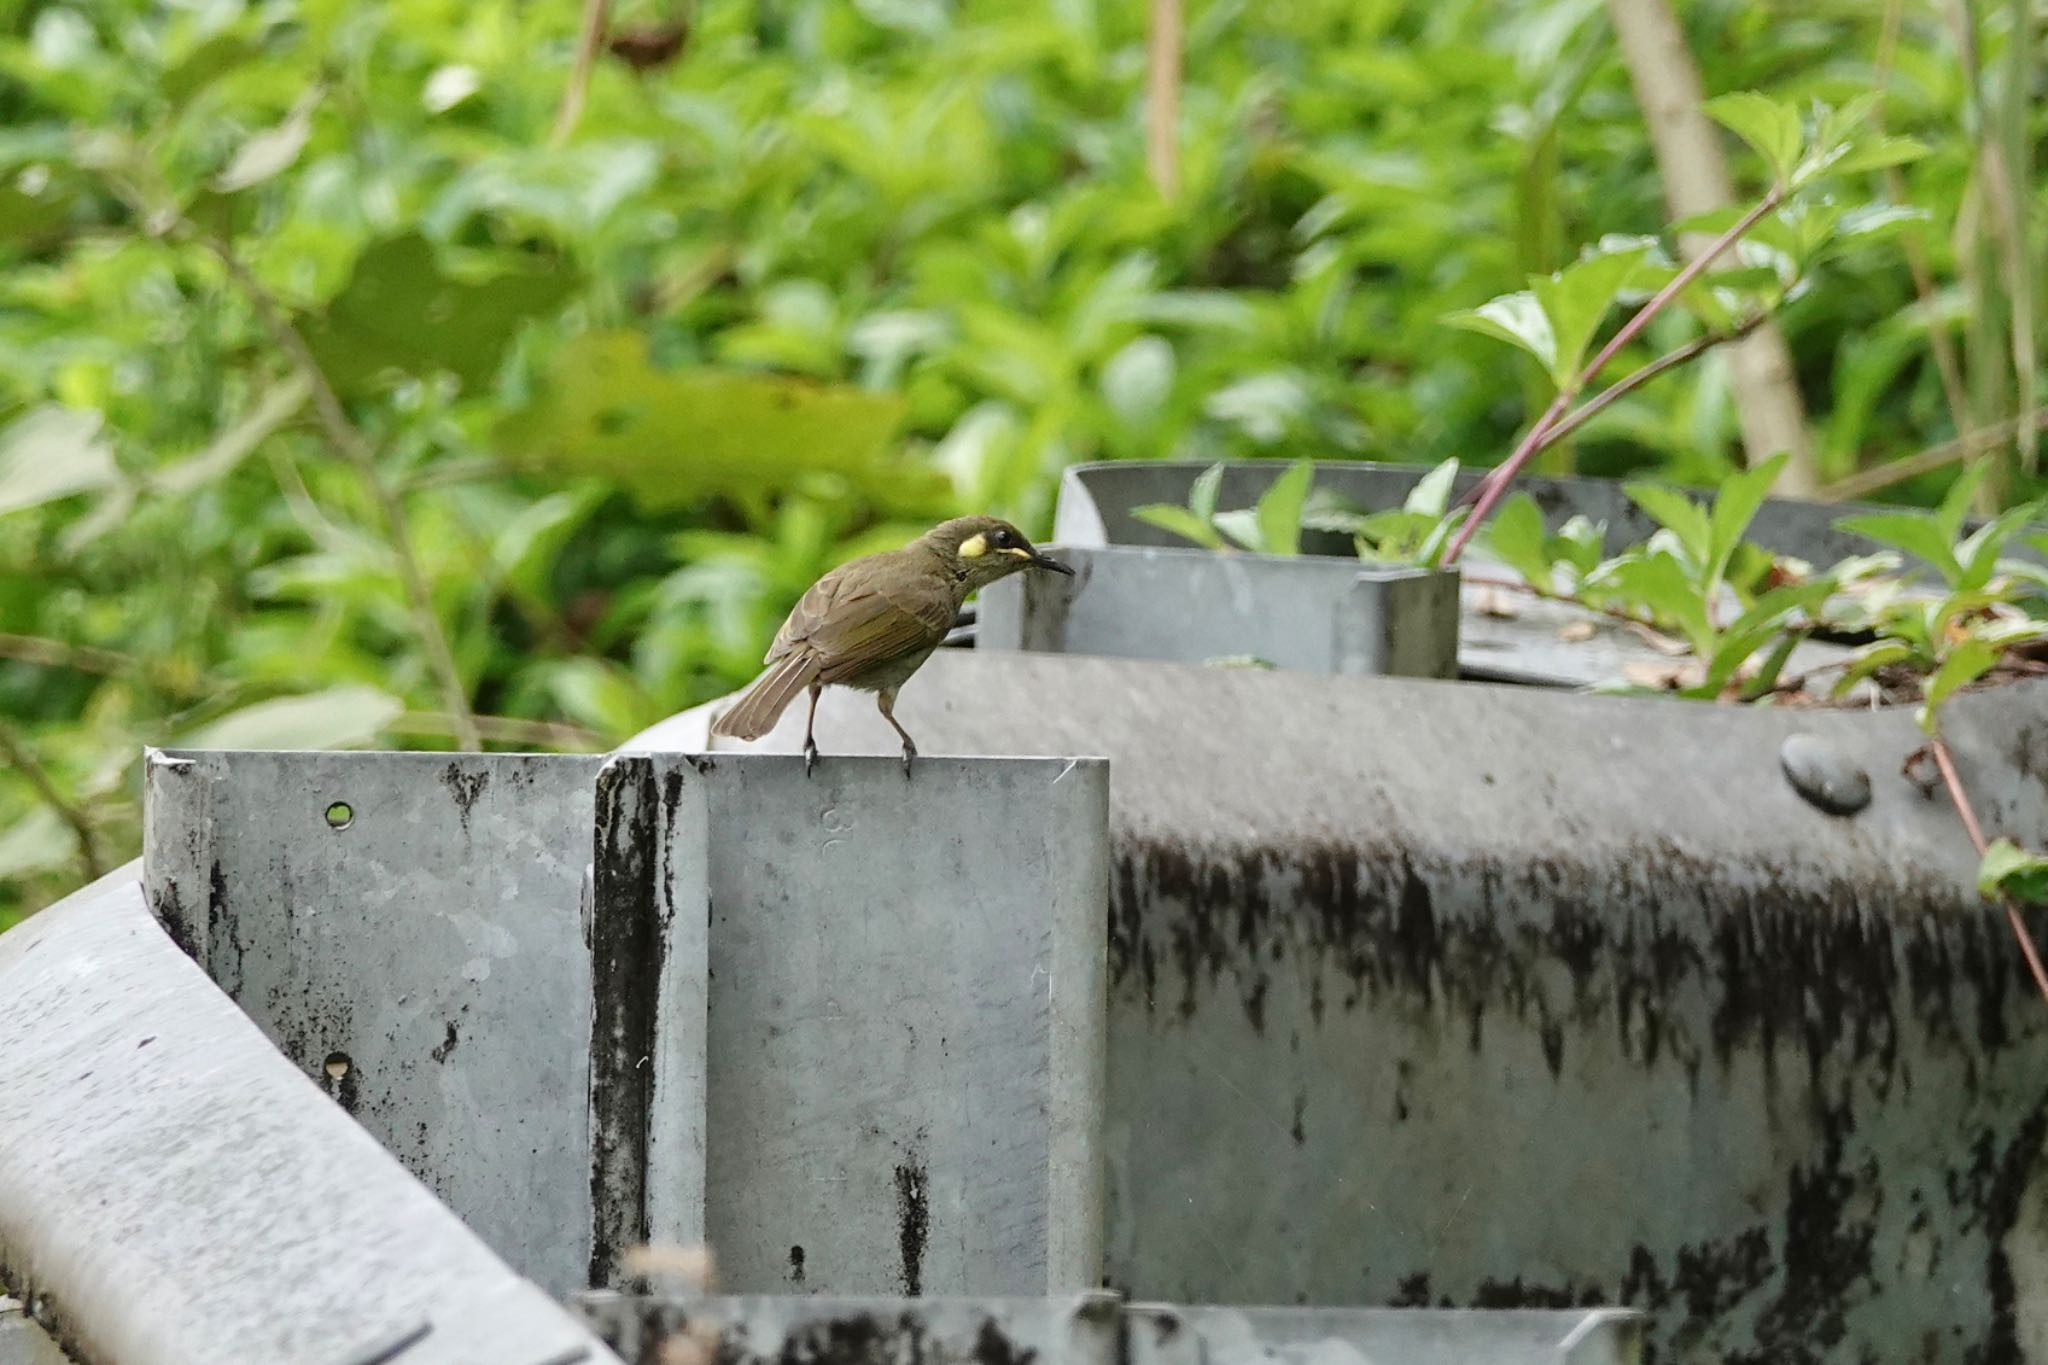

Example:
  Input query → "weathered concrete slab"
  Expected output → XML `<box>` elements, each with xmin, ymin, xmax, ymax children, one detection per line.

<box><xmin>643</xmin><ymin>648</ymin><xmax>2048</xmax><ymax>1363</ymax></box>
<box><xmin>572</xmin><ymin>1291</ymin><xmax>1643</xmax><ymax>1365</ymax></box>
<box><xmin>143</xmin><ymin>749</ymin><xmax>608</xmax><ymax>1298</ymax></box>
<box><xmin>0</xmin><ymin>1297</ymin><xmax>68</xmax><ymax>1365</ymax></box>
<box><xmin>591</xmin><ymin>754</ymin><xmax>1110</xmax><ymax>1298</ymax></box>
<box><xmin>0</xmin><ymin>865</ymin><xmax>618</xmax><ymax>1365</ymax></box>
<box><xmin>977</xmin><ymin>545</ymin><xmax>1458</xmax><ymax>679</ymax></box>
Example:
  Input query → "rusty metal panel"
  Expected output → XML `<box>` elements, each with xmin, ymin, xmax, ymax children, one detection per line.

<box><xmin>662</xmin><ymin>646</ymin><xmax>2048</xmax><ymax>1363</ymax></box>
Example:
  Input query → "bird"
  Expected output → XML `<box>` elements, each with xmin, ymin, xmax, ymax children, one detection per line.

<box><xmin>711</xmin><ymin>515</ymin><xmax>1074</xmax><ymax>775</ymax></box>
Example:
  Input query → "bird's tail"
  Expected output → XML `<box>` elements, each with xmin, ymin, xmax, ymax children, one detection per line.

<box><xmin>711</xmin><ymin>653</ymin><xmax>821</xmax><ymax>741</ymax></box>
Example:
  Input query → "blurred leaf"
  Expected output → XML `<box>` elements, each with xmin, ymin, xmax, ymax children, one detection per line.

<box><xmin>0</xmin><ymin>405</ymin><xmax>116</xmax><ymax>516</ymax></box>
<box><xmin>500</xmin><ymin>331</ymin><xmax>923</xmax><ymax>511</ymax></box>
<box><xmin>213</xmin><ymin>91</ymin><xmax>319</xmax><ymax>193</ymax></box>
<box><xmin>183</xmin><ymin>686</ymin><xmax>403</xmax><ymax>750</ymax></box>
<box><xmin>1133</xmin><ymin>503</ymin><xmax>1225</xmax><ymax>550</ymax></box>
<box><xmin>1485</xmin><ymin>494</ymin><xmax>1552</xmax><ymax>588</ymax></box>
<box><xmin>1532</xmin><ymin>240</ymin><xmax>1653</xmax><ymax>387</ymax></box>
<box><xmin>1623</xmin><ymin>483</ymin><xmax>1712</xmax><ymax>567</ymax></box>
<box><xmin>1101</xmin><ymin>336</ymin><xmax>1176</xmax><ymax>424</ymax></box>
<box><xmin>1255</xmin><ymin>459</ymin><xmax>1315</xmax><ymax>557</ymax></box>
<box><xmin>1708</xmin><ymin>453</ymin><xmax>1790</xmax><ymax>579</ymax></box>
<box><xmin>1445</xmin><ymin>293</ymin><xmax>1555</xmax><ymax>376</ymax></box>
<box><xmin>1188</xmin><ymin>463</ymin><xmax>1224</xmax><ymax>524</ymax></box>
<box><xmin>0</xmin><ymin>808</ymin><xmax>72</xmax><ymax>880</ymax></box>
<box><xmin>1212</xmin><ymin>508</ymin><xmax>1265</xmax><ymax>552</ymax></box>
<box><xmin>1917</xmin><ymin>638</ymin><xmax>2002</xmax><ymax>733</ymax></box>
<box><xmin>303</xmin><ymin>234</ymin><xmax>581</xmax><ymax>395</ymax></box>
<box><xmin>1836</xmin><ymin>512</ymin><xmax>1962</xmax><ymax>586</ymax></box>
<box><xmin>1705</xmin><ymin>92</ymin><xmax>1802</xmax><ymax>183</ymax></box>
<box><xmin>150</xmin><ymin>375</ymin><xmax>310</xmax><ymax>495</ymax></box>
<box><xmin>1403</xmin><ymin>458</ymin><xmax>1459</xmax><ymax>517</ymax></box>
<box><xmin>1980</xmin><ymin>839</ymin><xmax>2048</xmax><ymax>904</ymax></box>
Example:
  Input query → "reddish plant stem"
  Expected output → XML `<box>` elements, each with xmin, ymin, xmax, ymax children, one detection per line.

<box><xmin>1444</xmin><ymin>186</ymin><xmax>1786</xmax><ymax>565</ymax></box>
<box><xmin>1930</xmin><ymin>735</ymin><xmax>2048</xmax><ymax>1009</ymax></box>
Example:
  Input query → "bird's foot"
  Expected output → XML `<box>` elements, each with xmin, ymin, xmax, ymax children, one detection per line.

<box><xmin>899</xmin><ymin>739</ymin><xmax>917</xmax><ymax>778</ymax></box>
<box><xmin>803</xmin><ymin>737</ymin><xmax>819</xmax><ymax>777</ymax></box>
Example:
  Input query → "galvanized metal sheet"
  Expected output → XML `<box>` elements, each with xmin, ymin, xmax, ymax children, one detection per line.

<box><xmin>142</xmin><ymin>749</ymin><xmax>609</xmax><ymax>1298</ymax></box>
<box><xmin>592</xmin><ymin>754</ymin><xmax>1111</xmax><ymax>1299</ymax></box>
<box><xmin>0</xmin><ymin>1297</ymin><xmax>69</xmax><ymax>1365</ymax></box>
<box><xmin>651</xmin><ymin>647</ymin><xmax>2048</xmax><ymax>1363</ymax></box>
<box><xmin>0</xmin><ymin>866</ymin><xmax>618</xmax><ymax>1365</ymax></box>
<box><xmin>977</xmin><ymin>546</ymin><xmax>1458</xmax><ymax>680</ymax></box>
<box><xmin>1124</xmin><ymin>1303</ymin><xmax>1643</xmax><ymax>1365</ymax></box>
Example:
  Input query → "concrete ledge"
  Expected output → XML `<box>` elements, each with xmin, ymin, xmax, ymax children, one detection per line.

<box><xmin>0</xmin><ymin>864</ymin><xmax>618</xmax><ymax>1365</ymax></box>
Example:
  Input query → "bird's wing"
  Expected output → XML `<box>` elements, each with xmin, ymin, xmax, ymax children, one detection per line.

<box><xmin>767</xmin><ymin>559</ymin><xmax>954</xmax><ymax>680</ymax></box>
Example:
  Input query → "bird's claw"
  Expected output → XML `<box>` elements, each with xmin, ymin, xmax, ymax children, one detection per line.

<box><xmin>803</xmin><ymin>739</ymin><xmax>819</xmax><ymax>777</ymax></box>
<box><xmin>900</xmin><ymin>741</ymin><xmax>917</xmax><ymax>778</ymax></box>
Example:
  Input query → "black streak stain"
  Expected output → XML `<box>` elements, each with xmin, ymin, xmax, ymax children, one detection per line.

<box><xmin>441</xmin><ymin>762</ymin><xmax>490</xmax><ymax>834</ymax></box>
<box><xmin>895</xmin><ymin>1162</ymin><xmax>929</xmax><ymax>1296</ymax></box>
<box><xmin>430</xmin><ymin>1020</ymin><xmax>460</xmax><ymax>1063</ymax></box>
<box><xmin>788</xmin><ymin>1244</ymin><xmax>806</xmax><ymax>1285</ymax></box>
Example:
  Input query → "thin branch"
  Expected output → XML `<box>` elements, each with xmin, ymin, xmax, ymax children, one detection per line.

<box><xmin>1539</xmin><ymin>312</ymin><xmax>1770</xmax><ymax>449</ymax></box>
<box><xmin>390</xmin><ymin>711</ymin><xmax>607</xmax><ymax>751</ymax></box>
<box><xmin>0</xmin><ymin>722</ymin><xmax>103</xmax><ymax>881</ymax></box>
<box><xmin>0</xmin><ymin>633</ymin><xmax>139</xmax><ymax>678</ymax></box>
<box><xmin>1816</xmin><ymin>406</ymin><xmax>2048</xmax><ymax>501</ymax></box>
<box><xmin>551</xmin><ymin>0</ymin><xmax>612</xmax><ymax>148</ymax></box>
<box><xmin>1445</xmin><ymin>186</ymin><xmax>1786</xmax><ymax>564</ymax></box>
<box><xmin>195</xmin><ymin>235</ymin><xmax>482</xmax><ymax>751</ymax></box>
<box><xmin>1145</xmin><ymin>0</ymin><xmax>1184</xmax><ymax>198</ymax></box>
<box><xmin>1930</xmin><ymin>734</ymin><xmax>2048</xmax><ymax>1009</ymax></box>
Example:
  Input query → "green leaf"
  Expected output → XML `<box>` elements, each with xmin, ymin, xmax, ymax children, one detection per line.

<box><xmin>1101</xmin><ymin>335</ymin><xmax>1176</xmax><ymax>424</ymax></box>
<box><xmin>1445</xmin><ymin>293</ymin><xmax>1555</xmax><ymax>375</ymax></box>
<box><xmin>1403</xmin><ymin>458</ymin><xmax>1460</xmax><ymax>517</ymax></box>
<box><xmin>1831</xmin><ymin>639</ymin><xmax>1916</xmax><ymax>698</ymax></box>
<box><xmin>150</xmin><ymin>375</ymin><xmax>310</xmax><ymax>496</ymax></box>
<box><xmin>1485</xmin><ymin>494</ymin><xmax>1552</xmax><ymax>588</ymax></box>
<box><xmin>213</xmin><ymin>91</ymin><xmax>319</xmax><ymax>193</ymax></box>
<box><xmin>1532</xmin><ymin>241</ymin><xmax>1653</xmax><ymax>387</ymax></box>
<box><xmin>1956</xmin><ymin>504</ymin><xmax>2041</xmax><ymax>591</ymax></box>
<box><xmin>1133</xmin><ymin>503</ymin><xmax>1226</xmax><ymax>550</ymax></box>
<box><xmin>1824</xmin><ymin>136</ymin><xmax>1929</xmax><ymax>178</ymax></box>
<box><xmin>1937</xmin><ymin>463</ymin><xmax>1991</xmax><ymax>543</ymax></box>
<box><xmin>1979</xmin><ymin>839</ymin><xmax>2048</xmax><ymax>904</ymax></box>
<box><xmin>500</xmin><ymin>331</ymin><xmax>925</xmax><ymax>511</ymax></box>
<box><xmin>1623</xmin><ymin>482</ymin><xmax>1712</xmax><ymax>567</ymax></box>
<box><xmin>184</xmin><ymin>686</ymin><xmax>404</xmax><ymax>751</ymax></box>
<box><xmin>1705</xmin><ymin>92</ymin><xmax>1803</xmax><ymax>183</ymax></box>
<box><xmin>1255</xmin><ymin>459</ymin><xmax>1315</xmax><ymax>557</ymax></box>
<box><xmin>304</xmin><ymin>234</ymin><xmax>582</xmax><ymax>395</ymax></box>
<box><xmin>1835</xmin><ymin>512</ymin><xmax>1961</xmax><ymax>586</ymax></box>
<box><xmin>1599</xmin><ymin>551</ymin><xmax>1714</xmax><ymax>657</ymax></box>
<box><xmin>1917</xmin><ymin>637</ymin><xmax>2002</xmax><ymax>733</ymax></box>
<box><xmin>0</xmin><ymin>404</ymin><xmax>116</xmax><ymax>516</ymax></box>
<box><xmin>1708</xmin><ymin>453</ymin><xmax>1790</xmax><ymax>581</ymax></box>
<box><xmin>1188</xmin><ymin>463</ymin><xmax>1225</xmax><ymax>524</ymax></box>
<box><xmin>1211</xmin><ymin>508</ymin><xmax>1265</xmax><ymax>553</ymax></box>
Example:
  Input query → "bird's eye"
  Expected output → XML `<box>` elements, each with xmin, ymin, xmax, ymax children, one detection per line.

<box><xmin>994</xmin><ymin>529</ymin><xmax>1013</xmax><ymax>547</ymax></box>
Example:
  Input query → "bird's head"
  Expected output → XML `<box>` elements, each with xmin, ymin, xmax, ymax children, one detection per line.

<box><xmin>923</xmin><ymin>516</ymin><xmax>1075</xmax><ymax>589</ymax></box>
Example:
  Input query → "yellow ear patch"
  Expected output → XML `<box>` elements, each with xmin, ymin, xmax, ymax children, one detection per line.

<box><xmin>1002</xmin><ymin>546</ymin><xmax>1033</xmax><ymax>560</ymax></box>
<box><xmin>959</xmin><ymin>532</ymin><xmax>989</xmax><ymax>559</ymax></box>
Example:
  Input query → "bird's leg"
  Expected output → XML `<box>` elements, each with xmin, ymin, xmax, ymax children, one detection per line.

<box><xmin>877</xmin><ymin>688</ymin><xmax>917</xmax><ymax>777</ymax></box>
<box><xmin>803</xmin><ymin>683</ymin><xmax>822</xmax><ymax>777</ymax></box>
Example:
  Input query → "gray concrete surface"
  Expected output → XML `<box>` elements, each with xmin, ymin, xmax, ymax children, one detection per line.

<box><xmin>0</xmin><ymin>864</ymin><xmax>618</xmax><ymax>1365</ymax></box>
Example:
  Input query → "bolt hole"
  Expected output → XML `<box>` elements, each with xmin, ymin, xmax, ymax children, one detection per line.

<box><xmin>324</xmin><ymin>1052</ymin><xmax>351</xmax><ymax>1080</ymax></box>
<box><xmin>324</xmin><ymin>801</ymin><xmax>353</xmax><ymax>831</ymax></box>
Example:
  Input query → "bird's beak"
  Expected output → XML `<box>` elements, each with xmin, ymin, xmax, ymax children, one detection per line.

<box><xmin>1030</xmin><ymin>551</ymin><xmax>1075</xmax><ymax>577</ymax></box>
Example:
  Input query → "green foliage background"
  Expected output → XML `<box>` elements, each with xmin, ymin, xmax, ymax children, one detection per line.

<box><xmin>0</xmin><ymin>0</ymin><xmax>2041</xmax><ymax>923</ymax></box>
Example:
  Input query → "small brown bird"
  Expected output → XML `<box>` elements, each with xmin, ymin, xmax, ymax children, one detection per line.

<box><xmin>711</xmin><ymin>516</ymin><xmax>1074</xmax><ymax>774</ymax></box>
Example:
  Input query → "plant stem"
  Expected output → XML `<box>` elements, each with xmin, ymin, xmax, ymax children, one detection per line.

<box><xmin>1816</xmin><ymin>407</ymin><xmax>2048</xmax><ymax>501</ymax></box>
<box><xmin>196</xmin><ymin>236</ymin><xmax>483</xmax><ymax>751</ymax></box>
<box><xmin>1445</xmin><ymin>186</ymin><xmax>1786</xmax><ymax>565</ymax></box>
<box><xmin>551</xmin><ymin>0</ymin><xmax>612</xmax><ymax>147</ymax></box>
<box><xmin>1145</xmin><ymin>0</ymin><xmax>1183</xmax><ymax>198</ymax></box>
<box><xmin>0</xmin><ymin>633</ymin><xmax>140</xmax><ymax>678</ymax></box>
<box><xmin>1929</xmin><ymin>734</ymin><xmax>2048</xmax><ymax>1009</ymax></box>
<box><xmin>1538</xmin><ymin>312</ymin><xmax>1769</xmax><ymax>449</ymax></box>
<box><xmin>0</xmin><ymin>722</ymin><xmax>103</xmax><ymax>882</ymax></box>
